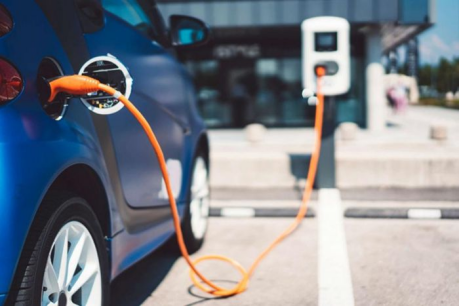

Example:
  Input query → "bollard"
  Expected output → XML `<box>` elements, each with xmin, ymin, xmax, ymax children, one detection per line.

<box><xmin>245</xmin><ymin>123</ymin><xmax>267</xmax><ymax>144</ymax></box>
<box><xmin>339</xmin><ymin>122</ymin><xmax>359</xmax><ymax>141</ymax></box>
<box><xmin>430</xmin><ymin>124</ymin><xmax>448</xmax><ymax>141</ymax></box>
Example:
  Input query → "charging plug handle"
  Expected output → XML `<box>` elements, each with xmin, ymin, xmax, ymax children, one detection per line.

<box><xmin>316</xmin><ymin>66</ymin><xmax>326</xmax><ymax>77</ymax></box>
<box><xmin>47</xmin><ymin>75</ymin><xmax>101</xmax><ymax>102</ymax></box>
<box><xmin>314</xmin><ymin>62</ymin><xmax>335</xmax><ymax>76</ymax></box>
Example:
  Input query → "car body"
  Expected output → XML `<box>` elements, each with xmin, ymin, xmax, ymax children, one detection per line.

<box><xmin>0</xmin><ymin>0</ymin><xmax>210</xmax><ymax>304</ymax></box>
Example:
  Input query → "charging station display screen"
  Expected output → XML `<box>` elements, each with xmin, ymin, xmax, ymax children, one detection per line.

<box><xmin>315</xmin><ymin>32</ymin><xmax>337</xmax><ymax>52</ymax></box>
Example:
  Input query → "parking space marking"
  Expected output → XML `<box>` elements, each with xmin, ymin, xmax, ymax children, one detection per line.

<box><xmin>345</xmin><ymin>207</ymin><xmax>459</xmax><ymax>219</ymax></box>
<box><xmin>210</xmin><ymin>207</ymin><xmax>316</xmax><ymax>218</ymax></box>
<box><xmin>220</xmin><ymin>207</ymin><xmax>256</xmax><ymax>218</ymax></box>
<box><xmin>319</xmin><ymin>189</ymin><xmax>355</xmax><ymax>306</ymax></box>
<box><xmin>407</xmin><ymin>209</ymin><xmax>441</xmax><ymax>219</ymax></box>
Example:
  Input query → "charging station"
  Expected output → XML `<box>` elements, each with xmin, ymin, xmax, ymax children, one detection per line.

<box><xmin>301</xmin><ymin>17</ymin><xmax>351</xmax><ymax>188</ymax></box>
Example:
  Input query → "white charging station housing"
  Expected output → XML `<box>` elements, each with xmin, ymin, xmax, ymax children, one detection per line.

<box><xmin>302</xmin><ymin>17</ymin><xmax>350</xmax><ymax>96</ymax></box>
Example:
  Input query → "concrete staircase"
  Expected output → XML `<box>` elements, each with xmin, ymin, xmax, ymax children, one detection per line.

<box><xmin>209</xmin><ymin>106</ymin><xmax>459</xmax><ymax>189</ymax></box>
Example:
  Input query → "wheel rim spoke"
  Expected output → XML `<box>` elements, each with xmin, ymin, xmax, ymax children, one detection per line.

<box><xmin>194</xmin><ymin>187</ymin><xmax>209</xmax><ymax>199</ymax></box>
<box><xmin>43</xmin><ymin>257</ymin><xmax>60</xmax><ymax>296</ymax></box>
<box><xmin>42</xmin><ymin>221</ymin><xmax>102</xmax><ymax>305</ymax></box>
<box><xmin>69</xmin><ymin>264</ymin><xmax>98</xmax><ymax>296</ymax></box>
<box><xmin>66</xmin><ymin>231</ymin><xmax>87</xmax><ymax>287</ymax></box>
<box><xmin>190</xmin><ymin>157</ymin><xmax>210</xmax><ymax>239</ymax></box>
<box><xmin>53</xmin><ymin>228</ymin><xmax>69</xmax><ymax>290</ymax></box>
<box><xmin>201</xmin><ymin>198</ymin><xmax>210</xmax><ymax>216</ymax></box>
<box><xmin>191</xmin><ymin>200</ymin><xmax>202</xmax><ymax>232</ymax></box>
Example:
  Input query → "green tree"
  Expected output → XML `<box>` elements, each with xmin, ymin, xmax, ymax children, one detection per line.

<box><xmin>453</xmin><ymin>57</ymin><xmax>459</xmax><ymax>92</ymax></box>
<box><xmin>436</xmin><ymin>57</ymin><xmax>454</xmax><ymax>93</ymax></box>
<box><xmin>418</xmin><ymin>58</ymin><xmax>459</xmax><ymax>94</ymax></box>
<box><xmin>418</xmin><ymin>64</ymin><xmax>432</xmax><ymax>87</ymax></box>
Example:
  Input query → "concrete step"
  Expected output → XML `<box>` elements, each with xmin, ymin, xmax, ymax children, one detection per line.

<box><xmin>337</xmin><ymin>151</ymin><xmax>459</xmax><ymax>188</ymax></box>
<box><xmin>210</xmin><ymin>150</ymin><xmax>459</xmax><ymax>189</ymax></box>
<box><xmin>210</xmin><ymin>187</ymin><xmax>459</xmax><ymax>202</ymax></box>
<box><xmin>210</xmin><ymin>151</ymin><xmax>301</xmax><ymax>188</ymax></box>
<box><xmin>208</xmin><ymin>106</ymin><xmax>459</xmax><ymax>189</ymax></box>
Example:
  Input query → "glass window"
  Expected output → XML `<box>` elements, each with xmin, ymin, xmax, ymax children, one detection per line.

<box><xmin>256</xmin><ymin>59</ymin><xmax>278</xmax><ymax>76</ymax></box>
<box><xmin>188</xmin><ymin>57</ymin><xmax>312</xmax><ymax>128</ymax></box>
<box><xmin>254</xmin><ymin>59</ymin><xmax>305</xmax><ymax>126</ymax></box>
<box><xmin>186</xmin><ymin>60</ymin><xmax>231</xmax><ymax>127</ymax></box>
<box><xmin>184</xmin><ymin>37</ymin><xmax>366</xmax><ymax>128</ymax></box>
<box><xmin>103</xmin><ymin>0</ymin><xmax>152</xmax><ymax>30</ymax></box>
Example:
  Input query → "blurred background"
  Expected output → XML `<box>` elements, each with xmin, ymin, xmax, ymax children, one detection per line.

<box><xmin>153</xmin><ymin>0</ymin><xmax>458</xmax><ymax>191</ymax></box>
<box><xmin>113</xmin><ymin>1</ymin><xmax>459</xmax><ymax>305</ymax></box>
<box><xmin>156</xmin><ymin>0</ymin><xmax>458</xmax><ymax>129</ymax></box>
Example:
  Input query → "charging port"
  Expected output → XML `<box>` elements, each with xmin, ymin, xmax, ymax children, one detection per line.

<box><xmin>37</xmin><ymin>57</ymin><xmax>68</xmax><ymax>120</ymax></box>
<box><xmin>78</xmin><ymin>55</ymin><xmax>133</xmax><ymax>115</ymax></box>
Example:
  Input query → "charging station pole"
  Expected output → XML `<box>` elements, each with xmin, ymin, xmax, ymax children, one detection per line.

<box><xmin>301</xmin><ymin>17</ymin><xmax>350</xmax><ymax>189</ymax></box>
<box><xmin>315</xmin><ymin>96</ymin><xmax>336</xmax><ymax>188</ymax></box>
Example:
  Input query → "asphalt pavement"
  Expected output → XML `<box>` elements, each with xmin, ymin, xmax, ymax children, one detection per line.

<box><xmin>111</xmin><ymin>188</ymin><xmax>459</xmax><ymax>306</ymax></box>
<box><xmin>347</xmin><ymin>218</ymin><xmax>459</xmax><ymax>306</ymax></box>
<box><xmin>111</xmin><ymin>218</ymin><xmax>318</xmax><ymax>306</ymax></box>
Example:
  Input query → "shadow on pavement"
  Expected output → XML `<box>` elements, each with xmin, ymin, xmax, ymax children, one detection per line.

<box><xmin>289</xmin><ymin>153</ymin><xmax>316</xmax><ymax>196</ymax></box>
<box><xmin>184</xmin><ymin>281</ymin><xmax>238</xmax><ymax>306</ymax></box>
<box><xmin>110</xmin><ymin>243</ymin><xmax>180</xmax><ymax>306</ymax></box>
<box><xmin>289</xmin><ymin>153</ymin><xmax>311</xmax><ymax>181</ymax></box>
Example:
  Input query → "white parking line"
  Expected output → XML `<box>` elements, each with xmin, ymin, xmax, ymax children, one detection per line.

<box><xmin>407</xmin><ymin>209</ymin><xmax>442</xmax><ymax>219</ymax></box>
<box><xmin>220</xmin><ymin>207</ymin><xmax>256</xmax><ymax>218</ymax></box>
<box><xmin>318</xmin><ymin>189</ymin><xmax>355</xmax><ymax>306</ymax></box>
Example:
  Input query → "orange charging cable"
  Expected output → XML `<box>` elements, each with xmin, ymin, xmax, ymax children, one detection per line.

<box><xmin>48</xmin><ymin>67</ymin><xmax>326</xmax><ymax>297</ymax></box>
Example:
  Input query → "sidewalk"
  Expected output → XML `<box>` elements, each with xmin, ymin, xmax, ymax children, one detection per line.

<box><xmin>209</xmin><ymin>105</ymin><xmax>459</xmax><ymax>189</ymax></box>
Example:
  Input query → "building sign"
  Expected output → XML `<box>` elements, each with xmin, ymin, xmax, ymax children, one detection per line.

<box><xmin>213</xmin><ymin>44</ymin><xmax>261</xmax><ymax>59</ymax></box>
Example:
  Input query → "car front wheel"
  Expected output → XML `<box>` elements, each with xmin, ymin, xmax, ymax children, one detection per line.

<box><xmin>7</xmin><ymin>193</ymin><xmax>109</xmax><ymax>306</ymax></box>
<box><xmin>181</xmin><ymin>151</ymin><xmax>210</xmax><ymax>253</ymax></box>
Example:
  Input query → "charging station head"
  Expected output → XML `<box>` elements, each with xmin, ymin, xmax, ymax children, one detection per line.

<box><xmin>301</xmin><ymin>17</ymin><xmax>350</xmax><ymax>96</ymax></box>
<box><xmin>78</xmin><ymin>55</ymin><xmax>133</xmax><ymax>115</ymax></box>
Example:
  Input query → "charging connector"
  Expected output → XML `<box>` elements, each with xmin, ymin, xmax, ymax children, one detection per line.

<box><xmin>46</xmin><ymin>75</ymin><xmax>101</xmax><ymax>102</ymax></box>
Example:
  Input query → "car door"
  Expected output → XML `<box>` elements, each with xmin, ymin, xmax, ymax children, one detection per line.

<box><xmin>83</xmin><ymin>0</ymin><xmax>190</xmax><ymax>209</ymax></box>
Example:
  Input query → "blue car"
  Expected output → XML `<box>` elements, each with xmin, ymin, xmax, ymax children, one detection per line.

<box><xmin>0</xmin><ymin>0</ymin><xmax>211</xmax><ymax>305</ymax></box>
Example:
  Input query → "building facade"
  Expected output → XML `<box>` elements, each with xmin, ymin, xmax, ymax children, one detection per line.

<box><xmin>158</xmin><ymin>0</ymin><xmax>434</xmax><ymax>128</ymax></box>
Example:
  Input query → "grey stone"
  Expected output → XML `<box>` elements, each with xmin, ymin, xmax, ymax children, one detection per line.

<box><xmin>245</xmin><ymin>123</ymin><xmax>267</xmax><ymax>143</ymax></box>
<box><xmin>430</xmin><ymin>124</ymin><xmax>447</xmax><ymax>140</ymax></box>
<box><xmin>339</xmin><ymin>122</ymin><xmax>359</xmax><ymax>141</ymax></box>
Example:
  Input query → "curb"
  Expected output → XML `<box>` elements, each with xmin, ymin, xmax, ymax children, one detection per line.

<box><xmin>210</xmin><ymin>207</ymin><xmax>315</xmax><ymax>218</ymax></box>
<box><xmin>345</xmin><ymin>208</ymin><xmax>459</xmax><ymax>219</ymax></box>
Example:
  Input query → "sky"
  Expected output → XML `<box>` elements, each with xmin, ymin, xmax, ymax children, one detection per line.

<box><xmin>417</xmin><ymin>0</ymin><xmax>459</xmax><ymax>65</ymax></box>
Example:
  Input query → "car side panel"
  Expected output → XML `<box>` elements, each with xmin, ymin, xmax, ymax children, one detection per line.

<box><xmin>83</xmin><ymin>12</ymin><xmax>205</xmax><ymax>278</ymax></box>
<box><xmin>84</xmin><ymin>13</ymin><xmax>191</xmax><ymax>209</ymax></box>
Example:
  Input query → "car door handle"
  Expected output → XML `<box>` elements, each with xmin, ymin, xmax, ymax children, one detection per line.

<box><xmin>74</xmin><ymin>0</ymin><xmax>104</xmax><ymax>33</ymax></box>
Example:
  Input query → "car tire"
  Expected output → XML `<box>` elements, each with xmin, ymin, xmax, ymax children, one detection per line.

<box><xmin>6</xmin><ymin>192</ymin><xmax>109</xmax><ymax>306</ymax></box>
<box><xmin>180</xmin><ymin>150</ymin><xmax>210</xmax><ymax>254</ymax></box>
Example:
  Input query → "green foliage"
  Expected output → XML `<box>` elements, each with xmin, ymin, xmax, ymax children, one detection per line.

<box><xmin>418</xmin><ymin>57</ymin><xmax>459</xmax><ymax>94</ymax></box>
<box><xmin>419</xmin><ymin>97</ymin><xmax>459</xmax><ymax>109</ymax></box>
